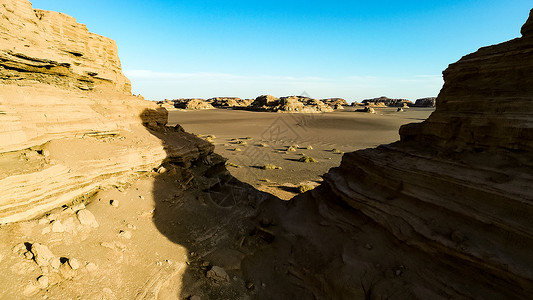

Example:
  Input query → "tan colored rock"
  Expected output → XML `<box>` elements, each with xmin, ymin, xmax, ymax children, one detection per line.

<box><xmin>76</xmin><ymin>209</ymin><xmax>99</xmax><ymax>228</ymax></box>
<box><xmin>30</xmin><ymin>243</ymin><xmax>55</xmax><ymax>267</ymax></box>
<box><xmin>170</xmin><ymin>98</ymin><xmax>215</xmax><ymax>110</ymax></box>
<box><xmin>0</xmin><ymin>0</ymin><xmax>169</xmax><ymax>224</ymax></box>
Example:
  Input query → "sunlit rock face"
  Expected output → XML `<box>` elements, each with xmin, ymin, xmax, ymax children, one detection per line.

<box><xmin>0</xmin><ymin>0</ymin><xmax>179</xmax><ymax>223</ymax></box>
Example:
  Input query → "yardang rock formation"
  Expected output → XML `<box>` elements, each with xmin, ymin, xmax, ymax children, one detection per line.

<box><xmin>242</xmin><ymin>9</ymin><xmax>533</xmax><ymax>299</ymax></box>
<box><xmin>0</xmin><ymin>0</ymin><xmax>209</xmax><ymax>223</ymax></box>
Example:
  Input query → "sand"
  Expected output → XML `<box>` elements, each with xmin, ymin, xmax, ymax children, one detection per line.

<box><xmin>169</xmin><ymin>107</ymin><xmax>434</xmax><ymax>199</ymax></box>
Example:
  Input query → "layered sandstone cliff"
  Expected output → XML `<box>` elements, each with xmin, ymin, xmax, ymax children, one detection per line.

<box><xmin>0</xmin><ymin>0</ymin><xmax>211</xmax><ymax>223</ymax></box>
<box><xmin>243</xmin><ymin>9</ymin><xmax>533</xmax><ymax>299</ymax></box>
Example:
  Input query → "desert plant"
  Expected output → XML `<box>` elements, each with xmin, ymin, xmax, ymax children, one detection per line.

<box><xmin>299</xmin><ymin>156</ymin><xmax>318</xmax><ymax>163</ymax></box>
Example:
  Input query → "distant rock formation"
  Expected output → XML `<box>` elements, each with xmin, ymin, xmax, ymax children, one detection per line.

<box><xmin>411</xmin><ymin>97</ymin><xmax>437</xmax><ymax>107</ymax></box>
<box><xmin>245</xmin><ymin>9</ymin><xmax>533</xmax><ymax>299</ymax></box>
<box><xmin>207</xmin><ymin>97</ymin><xmax>253</xmax><ymax>108</ymax></box>
<box><xmin>250</xmin><ymin>95</ymin><xmax>334</xmax><ymax>113</ymax></box>
<box><xmin>321</xmin><ymin>98</ymin><xmax>348</xmax><ymax>108</ymax></box>
<box><xmin>362</xmin><ymin>96</ymin><xmax>414</xmax><ymax>107</ymax></box>
<box><xmin>0</xmin><ymin>0</ymin><xmax>209</xmax><ymax>223</ymax></box>
<box><xmin>172</xmin><ymin>98</ymin><xmax>215</xmax><ymax>110</ymax></box>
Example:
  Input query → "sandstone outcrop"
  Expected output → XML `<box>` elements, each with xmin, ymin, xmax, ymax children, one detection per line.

<box><xmin>362</xmin><ymin>96</ymin><xmax>414</xmax><ymax>107</ymax></box>
<box><xmin>321</xmin><ymin>98</ymin><xmax>348</xmax><ymax>108</ymax></box>
<box><xmin>172</xmin><ymin>98</ymin><xmax>215</xmax><ymax>110</ymax></box>
<box><xmin>411</xmin><ymin>97</ymin><xmax>436</xmax><ymax>107</ymax></box>
<box><xmin>207</xmin><ymin>97</ymin><xmax>253</xmax><ymax>108</ymax></box>
<box><xmin>249</xmin><ymin>95</ymin><xmax>333</xmax><ymax>113</ymax></box>
<box><xmin>0</xmin><ymin>0</ymin><xmax>209</xmax><ymax>223</ymax></box>
<box><xmin>242</xmin><ymin>9</ymin><xmax>533</xmax><ymax>299</ymax></box>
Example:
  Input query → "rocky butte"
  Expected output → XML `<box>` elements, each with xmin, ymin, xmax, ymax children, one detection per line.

<box><xmin>0</xmin><ymin>0</ymin><xmax>532</xmax><ymax>299</ymax></box>
<box><xmin>0</xmin><ymin>0</ymin><xmax>210</xmax><ymax>223</ymax></box>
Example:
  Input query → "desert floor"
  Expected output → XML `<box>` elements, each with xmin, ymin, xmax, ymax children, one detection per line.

<box><xmin>0</xmin><ymin>107</ymin><xmax>433</xmax><ymax>299</ymax></box>
<box><xmin>169</xmin><ymin>107</ymin><xmax>434</xmax><ymax>199</ymax></box>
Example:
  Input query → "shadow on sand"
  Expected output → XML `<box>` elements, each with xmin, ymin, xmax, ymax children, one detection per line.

<box><xmin>140</xmin><ymin>109</ymin><xmax>284</xmax><ymax>299</ymax></box>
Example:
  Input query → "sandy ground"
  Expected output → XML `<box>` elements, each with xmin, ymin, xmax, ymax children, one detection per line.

<box><xmin>0</xmin><ymin>107</ymin><xmax>434</xmax><ymax>299</ymax></box>
<box><xmin>169</xmin><ymin>107</ymin><xmax>434</xmax><ymax>199</ymax></box>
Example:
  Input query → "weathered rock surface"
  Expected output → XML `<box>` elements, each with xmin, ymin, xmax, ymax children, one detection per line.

<box><xmin>362</xmin><ymin>96</ymin><xmax>414</xmax><ymax>107</ymax></box>
<box><xmin>250</xmin><ymin>95</ymin><xmax>334</xmax><ymax>113</ymax></box>
<box><xmin>0</xmin><ymin>0</ymin><xmax>209</xmax><ymax>223</ymax></box>
<box><xmin>207</xmin><ymin>97</ymin><xmax>253</xmax><ymax>108</ymax></box>
<box><xmin>170</xmin><ymin>98</ymin><xmax>215</xmax><ymax>110</ymax></box>
<box><xmin>243</xmin><ymin>9</ymin><xmax>533</xmax><ymax>299</ymax></box>
<box><xmin>411</xmin><ymin>97</ymin><xmax>437</xmax><ymax>107</ymax></box>
<box><xmin>320</xmin><ymin>98</ymin><xmax>348</xmax><ymax>108</ymax></box>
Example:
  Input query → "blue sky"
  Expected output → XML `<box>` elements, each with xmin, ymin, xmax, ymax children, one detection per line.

<box><xmin>31</xmin><ymin>1</ymin><xmax>532</xmax><ymax>101</ymax></box>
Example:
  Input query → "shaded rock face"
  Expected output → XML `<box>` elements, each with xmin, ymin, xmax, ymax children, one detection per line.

<box><xmin>401</xmin><ymin>16</ymin><xmax>533</xmax><ymax>152</ymax></box>
<box><xmin>0</xmin><ymin>0</ymin><xmax>175</xmax><ymax>223</ymax></box>
<box><xmin>242</xmin><ymin>9</ymin><xmax>533</xmax><ymax>299</ymax></box>
<box><xmin>411</xmin><ymin>97</ymin><xmax>436</xmax><ymax>107</ymax></box>
<box><xmin>362</xmin><ymin>96</ymin><xmax>414</xmax><ymax>107</ymax></box>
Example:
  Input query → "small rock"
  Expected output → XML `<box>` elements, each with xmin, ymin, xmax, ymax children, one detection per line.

<box><xmin>47</xmin><ymin>273</ymin><xmax>62</xmax><ymax>286</ymax></box>
<box><xmin>395</xmin><ymin>269</ymin><xmax>402</xmax><ymax>276</ymax></box>
<box><xmin>50</xmin><ymin>257</ymin><xmax>61</xmax><ymax>270</ymax></box>
<box><xmin>47</xmin><ymin>213</ymin><xmax>59</xmax><ymax>222</ymax></box>
<box><xmin>139</xmin><ymin>195</ymin><xmax>144</xmax><ymax>200</ymax></box>
<box><xmin>59</xmin><ymin>262</ymin><xmax>75</xmax><ymax>279</ymax></box>
<box><xmin>68</xmin><ymin>258</ymin><xmax>80</xmax><ymax>270</ymax></box>
<box><xmin>246</xmin><ymin>282</ymin><xmax>254</xmax><ymax>289</ymax></box>
<box><xmin>51</xmin><ymin>220</ymin><xmax>65</xmax><ymax>233</ymax></box>
<box><xmin>262</xmin><ymin>282</ymin><xmax>267</xmax><ymax>288</ymax></box>
<box><xmin>110</xmin><ymin>200</ymin><xmax>119</xmax><ymax>208</ymax></box>
<box><xmin>37</xmin><ymin>275</ymin><xmax>49</xmax><ymax>289</ymax></box>
<box><xmin>364</xmin><ymin>243</ymin><xmax>373</xmax><ymax>250</ymax></box>
<box><xmin>13</xmin><ymin>243</ymin><xmax>29</xmax><ymax>256</ymax></box>
<box><xmin>41</xmin><ymin>227</ymin><xmax>51</xmax><ymax>235</ymax></box>
<box><xmin>62</xmin><ymin>217</ymin><xmax>77</xmax><ymax>233</ymax></box>
<box><xmin>206</xmin><ymin>266</ymin><xmax>229</xmax><ymax>282</ymax></box>
<box><xmin>31</xmin><ymin>243</ymin><xmax>55</xmax><ymax>267</ymax></box>
<box><xmin>118</xmin><ymin>230</ymin><xmax>132</xmax><ymax>239</ymax></box>
<box><xmin>71</xmin><ymin>203</ymin><xmax>86</xmax><ymax>212</ymax></box>
<box><xmin>77</xmin><ymin>209</ymin><xmax>99</xmax><ymax>228</ymax></box>
<box><xmin>86</xmin><ymin>262</ymin><xmax>98</xmax><ymax>273</ymax></box>
<box><xmin>24</xmin><ymin>251</ymin><xmax>34</xmax><ymax>260</ymax></box>
<box><xmin>157</xmin><ymin>166</ymin><xmax>167</xmax><ymax>174</ymax></box>
<box><xmin>23</xmin><ymin>283</ymin><xmax>40</xmax><ymax>297</ymax></box>
<box><xmin>127</xmin><ymin>223</ymin><xmax>137</xmax><ymax>230</ymax></box>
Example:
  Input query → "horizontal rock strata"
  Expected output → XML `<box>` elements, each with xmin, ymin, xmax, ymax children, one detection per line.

<box><xmin>245</xmin><ymin>9</ymin><xmax>533</xmax><ymax>299</ymax></box>
<box><xmin>0</xmin><ymin>0</ymin><xmax>211</xmax><ymax>223</ymax></box>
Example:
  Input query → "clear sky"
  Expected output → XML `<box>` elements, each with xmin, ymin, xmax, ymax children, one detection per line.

<box><xmin>30</xmin><ymin>1</ymin><xmax>532</xmax><ymax>102</ymax></box>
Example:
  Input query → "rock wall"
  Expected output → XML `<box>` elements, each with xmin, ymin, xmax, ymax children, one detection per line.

<box><xmin>0</xmin><ymin>0</ymin><xmax>204</xmax><ymax>223</ymax></box>
<box><xmin>245</xmin><ymin>9</ymin><xmax>533</xmax><ymax>299</ymax></box>
<box><xmin>0</xmin><ymin>0</ymin><xmax>130</xmax><ymax>93</ymax></box>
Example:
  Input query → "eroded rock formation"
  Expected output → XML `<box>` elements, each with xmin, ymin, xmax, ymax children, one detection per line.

<box><xmin>0</xmin><ymin>0</ymin><xmax>209</xmax><ymax>223</ymax></box>
<box><xmin>249</xmin><ymin>95</ymin><xmax>334</xmax><ymax>113</ymax></box>
<box><xmin>362</xmin><ymin>96</ymin><xmax>414</xmax><ymax>107</ymax></box>
<box><xmin>411</xmin><ymin>97</ymin><xmax>436</xmax><ymax>107</ymax></box>
<box><xmin>241</xmin><ymin>9</ymin><xmax>533</xmax><ymax>299</ymax></box>
<box><xmin>207</xmin><ymin>97</ymin><xmax>254</xmax><ymax>108</ymax></box>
